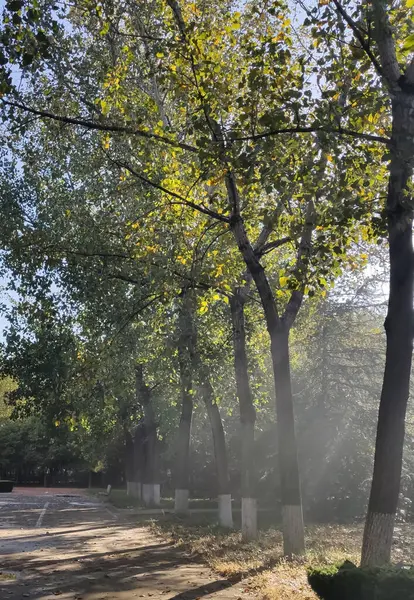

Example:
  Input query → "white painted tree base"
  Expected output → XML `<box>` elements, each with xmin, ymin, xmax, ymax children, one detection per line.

<box><xmin>242</xmin><ymin>497</ymin><xmax>257</xmax><ymax>540</ymax></box>
<box><xmin>218</xmin><ymin>494</ymin><xmax>233</xmax><ymax>528</ymax></box>
<box><xmin>142</xmin><ymin>483</ymin><xmax>161</xmax><ymax>506</ymax></box>
<box><xmin>126</xmin><ymin>481</ymin><xmax>132</xmax><ymax>496</ymax></box>
<box><xmin>130</xmin><ymin>481</ymin><xmax>141</xmax><ymax>499</ymax></box>
<box><xmin>361</xmin><ymin>511</ymin><xmax>395</xmax><ymax>566</ymax></box>
<box><xmin>282</xmin><ymin>504</ymin><xmax>305</xmax><ymax>556</ymax></box>
<box><xmin>175</xmin><ymin>489</ymin><xmax>189</xmax><ymax>513</ymax></box>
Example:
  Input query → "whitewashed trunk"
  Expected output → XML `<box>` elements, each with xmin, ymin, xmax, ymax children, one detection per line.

<box><xmin>174</xmin><ymin>489</ymin><xmax>189</xmax><ymax>513</ymax></box>
<box><xmin>131</xmin><ymin>481</ymin><xmax>142</xmax><ymax>499</ymax></box>
<box><xmin>153</xmin><ymin>483</ymin><xmax>161</xmax><ymax>506</ymax></box>
<box><xmin>242</xmin><ymin>497</ymin><xmax>257</xmax><ymax>540</ymax></box>
<box><xmin>218</xmin><ymin>494</ymin><xmax>233</xmax><ymax>528</ymax></box>
<box><xmin>361</xmin><ymin>511</ymin><xmax>395</xmax><ymax>566</ymax></box>
<box><xmin>282</xmin><ymin>505</ymin><xmax>305</xmax><ymax>556</ymax></box>
<box><xmin>126</xmin><ymin>481</ymin><xmax>132</xmax><ymax>496</ymax></box>
<box><xmin>142</xmin><ymin>483</ymin><xmax>161</xmax><ymax>507</ymax></box>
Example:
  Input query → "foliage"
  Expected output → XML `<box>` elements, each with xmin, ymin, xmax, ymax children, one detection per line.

<box><xmin>0</xmin><ymin>480</ymin><xmax>14</xmax><ymax>491</ymax></box>
<box><xmin>307</xmin><ymin>561</ymin><xmax>414</xmax><ymax>600</ymax></box>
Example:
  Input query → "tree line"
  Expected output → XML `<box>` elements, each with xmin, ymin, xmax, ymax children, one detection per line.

<box><xmin>0</xmin><ymin>0</ymin><xmax>413</xmax><ymax>566</ymax></box>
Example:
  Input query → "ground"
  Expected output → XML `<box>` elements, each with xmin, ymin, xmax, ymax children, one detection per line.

<box><xmin>0</xmin><ymin>489</ymin><xmax>253</xmax><ymax>600</ymax></box>
<box><xmin>2</xmin><ymin>490</ymin><xmax>414</xmax><ymax>600</ymax></box>
<box><xmin>151</xmin><ymin>513</ymin><xmax>414</xmax><ymax>600</ymax></box>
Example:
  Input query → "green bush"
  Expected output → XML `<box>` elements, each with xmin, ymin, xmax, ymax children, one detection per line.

<box><xmin>0</xmin><ymin>480</ymin><xmax>14</xmax><ymax>493</ymax></box>
<box><xmin>307</xmin><ymin>560</ymin><xmax>414</xmax><ymax>600</ymax></box>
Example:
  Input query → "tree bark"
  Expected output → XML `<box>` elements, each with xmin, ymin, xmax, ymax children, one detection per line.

<box><xmin>136</xmin><ymin>365</ymin><xmax>160</xmax><ymax>506</ymax></box>
<box><xmin>132</xmin><ymin>423</ymin><xmax>145</xmax><ymax>499</ymax></box>
<box><xmin>271</xmin><ymin>325</ymin><xmax>305</xmax><ymax>556</ymax></box>
<box><xmin>201</xmin><ymin>378</ymin><xmax>233</xmax><ymax>528</ymax></box>
<box><xmin>174</xmin><ymin>293</ymin><xmax>195</xmax><ymax>513</ymax></box>
<box><xmin>229</xmin><ymin>194</ymin><xmax>306</xmax><ymax>555</ymax></box>
<box><xmin>125</xmin><ymin>428</ymin><xmax>135</xmax><ymax>496</ymax></box>
<box><xmin>174</xmin><ymin>375</ymin><xmax>193</xmax><ymax>512</ymax></box>
<box><xmin>361</xmin><ymin>91</ymin><xmax>414</xmax><ymax>566</ymax></box>
<box><xmin>230</xmin><ymin>290</ymin><xmax>257</xmax><ymax>540</ymax></box>
<box><xmin>175</xmin><ymin>289</ymin><xmax>232</xmax><ymax>527</ymax></box>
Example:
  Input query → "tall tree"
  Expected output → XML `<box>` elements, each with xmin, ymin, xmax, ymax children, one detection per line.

<box><xmin>0</xmin><ymin>0</ymin><xmax>389</xmax><ymax>554</ymax></box>
<box><xmin>305</xmin><ymin>0</ymin><xmax>414</xmax><ymax>565</ymax></box>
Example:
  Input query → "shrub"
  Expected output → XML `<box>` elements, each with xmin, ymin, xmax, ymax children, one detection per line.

<box><xmin>0</xmin><ymin>480</ymin><xmax>14</xmax><ymax>493</ymax></box>
<box><xmin>307</xmin><ymin>560</ymin><xmax>414</xmax><ymax>600</ymax></box>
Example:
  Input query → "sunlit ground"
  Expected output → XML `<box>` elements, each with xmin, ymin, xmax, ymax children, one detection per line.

<box><xmin>153</xmin><ymin>519</ymin><xmax>414</xmax><ymax>600</ymax></box>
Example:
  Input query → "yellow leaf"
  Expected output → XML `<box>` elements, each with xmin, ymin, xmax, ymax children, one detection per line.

<box><xmin>407</xmin><ymin>0</ymin><xmax>414</xmax><ymax>7</ymax></box>
<box><xmin>199</xmin><ymin>299</ymin><xmax>209</xmax><ymax>315</ymax></box>
<box><xmin>279</xmin><ymin>276</ymin><xmax>288</xmax><ymax>287</ymax></box>
<box><xmin>156</xmin><ymin>52</ymin><xmax>164</xmax><ymax>58</ymax></box>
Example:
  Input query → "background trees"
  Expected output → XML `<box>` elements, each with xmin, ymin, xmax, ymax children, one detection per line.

<box><xmin>0</xmin><ymin>0</ymin><xmax>412</xmax><ymax>566</ymax></box>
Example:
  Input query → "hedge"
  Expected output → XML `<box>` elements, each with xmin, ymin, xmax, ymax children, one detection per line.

<box><xmin>0</xmin><ymin>480</ymin><xmax>14</xmax><ymax>493</ymax></box>
<box><xmin>307</xmin><ymin>560</ymin><xmax>414</xmax><ymax>600</ymax></box>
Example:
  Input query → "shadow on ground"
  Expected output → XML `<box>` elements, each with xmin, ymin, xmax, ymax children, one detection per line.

<box><xmin>0</xmin><ymin>504</ymin><xmax>252</xmax><ymax>600</ymax></box>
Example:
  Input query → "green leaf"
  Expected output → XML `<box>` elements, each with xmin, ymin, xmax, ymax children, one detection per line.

<box><xmin>403</xmin><ymin>34</ymin><xmax>414</xmax><ymax>51</ymax></box>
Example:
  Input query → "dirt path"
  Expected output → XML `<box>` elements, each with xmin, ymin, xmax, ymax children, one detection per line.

<box><xmin>0</xmin><ymin>491</ymin><xmax>252</xmax><ymax>600</ymax></box>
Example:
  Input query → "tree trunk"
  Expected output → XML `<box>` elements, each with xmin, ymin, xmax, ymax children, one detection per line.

<box><xmin>174</xmin><ymin>388</ymin><xmax>193</xmax><ymax>513</ymax></box>
<box><xmin>229</xmin><ymin>208</ymin><xmax>305</xmax><ymax>555</ymax></box>
<box><xmin>175</xmin><ymin>293</ymin><xmax>195</xmax><ymax>514</ymax></box>
<box><xmin>132</xmin><ymin>423</ymin><xmax>145</xmax><ymax>499</ymax></box>
<box><xmin>125</xmin><ymin>428</ymin><xmax>135</xmax><ymax>496</ymax></box>
<box><xmin>361</xmin><ymin>92</ymin><xmax>414</xmax><ymax>566</ymax></box>
<box><xmin>230</xmin><ymin>290</ymin><xmax>257</xmax><ymax>540</ymax></box>
<box><xmin>201</xmin><ymin>378</ymin><xmax>233</xmax><ymax>528</ymax></box>
<box><xmin>271</xmin><ymin>325</ymin><xmax>305</xmax><ymax>556</ymax></box>
<box><xmin>136</xmin><ymin>365</ymin><xmax>160</xmax><ymax>506</ymax></box>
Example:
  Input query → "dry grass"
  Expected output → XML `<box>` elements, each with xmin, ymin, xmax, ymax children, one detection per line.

<box><xmin>152</xmin><ymin>518</ymin><xmax>414</xmax><ymax>600</ymax></box>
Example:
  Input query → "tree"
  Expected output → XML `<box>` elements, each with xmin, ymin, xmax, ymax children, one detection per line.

<box><xmin>0</xmin><ymin>0</ymin><xmax>391</xmax><ymax>555</ymax></box>
<box><xmin>303</xmin><ymin>0</ymin><xmax>414</xmax><ymax>565</ymax></box>
<box><xmin>174</xmin><ymin>291</ymin><xmax>195</xmax><ymax>513</ymax></box>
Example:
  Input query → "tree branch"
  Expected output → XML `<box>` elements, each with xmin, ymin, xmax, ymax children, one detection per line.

<box><xmin>109</xmin><ymin>157</ymin><xmax>230</xmax><ymax>223</ymax></box>
<box><xmin>42</xmin><ymin>247</ymin><xmax>133</xmax><ymax>261</ymax></box>
<box><xmin>282</xmin><ymin>199</ymin><xmax>317</xmax><ymax>330</ymax></box>
<box><xmin>2</xmin><ymin>99</ymin><xmax>198</xmax><ymax>153</ymax></box>
<box><xmin>369</xmin><ymin>0</ymin><xmax>401</xmax><ymax>86</ymax></box>
<box><xmin>258</xmin><ymin>236</ymin><xmax>292</xmax><ymax>257</ymax></box>
<box><xmin>331</xmin><ymin>0</ymin><xmax>384</xmax><ymax>78</ymax></box>
<box><xmin>231</xmin><ymin>124</ymin><xmax>390</xmax><ymax>145</ymax></box>
<box><xmin>109</xmin><ymin>294</ymin><xmax>163</xmax><ymax>344</ymax></box>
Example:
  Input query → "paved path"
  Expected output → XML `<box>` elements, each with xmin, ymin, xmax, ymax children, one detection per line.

<box><xmin>0</xmin><ymin>491</ymin><xmax>251</xmax><ymax>600</ymax></box>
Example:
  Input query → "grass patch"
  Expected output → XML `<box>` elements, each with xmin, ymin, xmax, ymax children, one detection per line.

<box><xmin>86</xmin><ymin>489</ymin><xmax>236</xmax><ymax>510</ymax></box>
<box><xmin>151</xmin><ymin>517</ymin><xmax>414</xmax><ymax>600</ymax></box>
<box><xmin>86</xmin><ymin>488</ymin><xmax>145</xmax><ymax>508</ymax></box>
